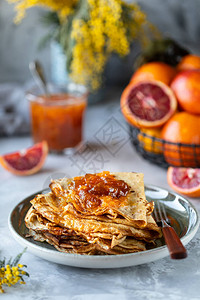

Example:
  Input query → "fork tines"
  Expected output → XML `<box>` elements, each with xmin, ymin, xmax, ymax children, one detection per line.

<box><xmin>152</xmin><ymin>200</ymin><xmax>187</xmax><ymax>259</ymax></box>
<box><xmin>153</xmin><ymin>201</ymin><xmax>170</xmax><ymax>226</ymax></box>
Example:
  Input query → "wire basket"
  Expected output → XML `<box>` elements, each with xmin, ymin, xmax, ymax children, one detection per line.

<box><xmin>129</xmin><ymin>126</ymin><xmax>200</xmax><ymax>169</ymax></box>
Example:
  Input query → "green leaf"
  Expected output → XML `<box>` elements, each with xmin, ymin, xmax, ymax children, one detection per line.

<box><xmin>0</xmin><ymin>259</ymin><xmax>4</xmax><ymax>268</ymax></box>
<box><xmin>38</xmin><ymin>33</ymin><xmax>54</xmax><ymax>51</ymax></box>
<box><xmin>24</xmin><ymin>272</ymin><xmax>29</xmax><ymax>277</ymax></box>
<box><xmin>40</xmin><ymin>12</ymin><xmax>60</xmax><ymax>26</ymax></box>
<box><xmin>38</xmin><ymin>12</ymin><xmax>60</xmax><ymax>51</ymax></box>
<box><xmin>7</xmin><ymin>257</ymin><xmax>12</xmax><ymax>266</ymax></box>
<box><xmin>12</xmin><ymin>248</ymin><xmax>27</xmax><ymax>266</ymax></box>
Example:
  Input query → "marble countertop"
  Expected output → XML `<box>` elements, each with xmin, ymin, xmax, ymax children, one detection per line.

<box><xmin>0</xmin><ymin>89</ymin><xmax>200</xmax><ymax>300</ymax></box>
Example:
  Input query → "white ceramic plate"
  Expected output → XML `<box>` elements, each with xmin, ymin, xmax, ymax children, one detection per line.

<box><xmin>8</xmin><ymin>185</ymin><xmax>199</xmax><ymax>269</ymax></box>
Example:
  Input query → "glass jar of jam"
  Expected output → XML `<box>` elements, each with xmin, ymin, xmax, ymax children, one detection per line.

<box><xmin>27</xmin><ymin>83</ymin><xmax>87</xmax><ymax>153</ymax></box>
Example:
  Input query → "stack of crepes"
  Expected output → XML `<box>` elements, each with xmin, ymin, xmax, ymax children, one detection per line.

<box><xmin>25</xmin><ymin>171</ymin><xmax>162</xmax><ymax>255</ymax></box>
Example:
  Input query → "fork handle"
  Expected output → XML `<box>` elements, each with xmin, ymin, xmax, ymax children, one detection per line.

<box><xmin>162</xmin><ymin>224</ymin><xmax>187</xmax><ymax>259</ymax></box>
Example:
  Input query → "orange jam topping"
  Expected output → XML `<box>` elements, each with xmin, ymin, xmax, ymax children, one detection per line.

<box><xmin>69</xmin><ymin>172</ymin><xmax>130</xmax><ymax>211</ymax></box>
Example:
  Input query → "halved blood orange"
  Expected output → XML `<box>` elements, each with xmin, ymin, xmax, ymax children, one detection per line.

<box><xmin>0</xmin><ymin>141</ymin><xmax>48</xmax><ymax>176</ymax></box>
<box><xmin>120</xmin><ymin>81</ymin><xmax>177</xmax><ymax>128</ymax></box>
<box><xmin>167</xmin><ymin>166</ymin><xmax>200</xmax><ymax>197</ymax></box>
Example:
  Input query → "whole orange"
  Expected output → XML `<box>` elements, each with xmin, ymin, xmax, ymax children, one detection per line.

<box><xmin>138</xmin><ymin>128</ymin><xmax>163</xmax><ymax>154</ymax></box>
<box><xmin>161</xmin><ymin>112</ymin><xmax>200</xmax><ymax>167</ymax></box>
<box><xmin>171</xmin><ymin>70</ymin><xmax>200</xmax><ymax>114</ymax></box>
<box><xmin>177</xmin><ymin>54</ymin><xmax>200</xmax><ymax>71</ymax></box>
<box><xmin>130</xmin><ymin>62</ymin><xmax>177</xmax><ymax>86</ymax></box>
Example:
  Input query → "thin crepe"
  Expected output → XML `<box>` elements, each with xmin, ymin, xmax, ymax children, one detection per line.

<box><xmin>50</xmin><ymin>172</ymin><xmax>154</xmax><ymax>228</ymax></box>
<box><xmin>25</xmin><ymin>171</ymin><xmax>161</xmax><ymax>255</ymax></box>
<box><xmin>29</xmin><ymin>192</ymin><xmax>161</xmax><ymax>244</ymax></box>
<box><xmin>25</xmin><ymin>207</ymin><xmax>147</xmax><ymax>255</ymax></box>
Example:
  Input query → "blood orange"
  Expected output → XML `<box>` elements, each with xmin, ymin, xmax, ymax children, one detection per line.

<box><xmin>177</xmin><ymin>54</ymin><xmax>200</xmax><ymax>71</ymax></box>
<box><xmin>161</xmin><ymin>112</ymin><xmax>200</xmax><ymax>167</ymax></box>
<box><xmin>167</xmin><ymin>166</ymin><xmax>200</xmax><ymax>197</ymax></box>
<box><xmin>0</xmin><ymin>141</ymin><xmax>48</xmax><ymax>176</ymax></box>
<box><xmin>137</xmin><ymin>128</ymin><xmax>163</xmax><ymax>154</ymax></box>
<box><xmin>120</xmin><ymin>81</ymin><xmax>177</xmax><ymax>128</ymax></box>
<box><xmin>130</xmin><ymin>62</ymin><xmax>176</xmax><ymax>86</ymax></box>
<box><xmin>171</xmin><ymin>70</ymin><xmax>200</xmax><ymax>114</ymax></box>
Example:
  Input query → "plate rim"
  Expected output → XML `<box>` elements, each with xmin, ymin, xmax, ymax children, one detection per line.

<box><xmin>8</xmin><ymin>184</ymin><xmax>200</xmax><ymax>261</ymax></box>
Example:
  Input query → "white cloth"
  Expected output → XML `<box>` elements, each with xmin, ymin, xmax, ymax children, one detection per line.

<box><xmin>0</xmin><ymin>82</ymin><xmax>32</xmax><ymax>136</ymax></box>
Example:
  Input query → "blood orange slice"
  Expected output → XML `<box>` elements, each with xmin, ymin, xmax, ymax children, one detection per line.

<box><xmin>0</xmin><ymin>141</ymin><xmax>48</xmax><ymax>176</ymax></box>
<box><xmin>167</xmin><ymin>166</ymin><xmax>200</xmax><ymax>197</ymax></box>
<box><xmin>120</xmin><ymin>81</ymin><xmax>177</xmax><ymax>128</ymax></box>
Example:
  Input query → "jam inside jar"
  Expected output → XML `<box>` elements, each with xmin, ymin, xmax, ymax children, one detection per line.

<box><xmin>27</xmin><ymin>85</ymin><xmax>87</xmax><ymax>152</ymax></box>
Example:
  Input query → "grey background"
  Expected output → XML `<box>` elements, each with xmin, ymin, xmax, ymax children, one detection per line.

<box><xmin>0</xmin><ymin>0</ymin><xmax>200</xmax><ymax>85</ymax></box>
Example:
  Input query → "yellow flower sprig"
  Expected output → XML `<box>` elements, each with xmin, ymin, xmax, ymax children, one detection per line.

<box><xmin>69</xmin><ymin>1</ymin><xmax>152</xmax><ymax>90</ymax></box>
<box><xmin>9</xmin><ymin>0</ymin><xmax>78</xmax><ymax>23</ymax></box>
<box><xmin>0</xmin><ymin>249</ymin><xmax>29</xmax><ymax>293</ymax></box>
<box><xmin>8</xmin><ymin>0</ymin><xmax>160</xmax><ymax>90</ymax></box>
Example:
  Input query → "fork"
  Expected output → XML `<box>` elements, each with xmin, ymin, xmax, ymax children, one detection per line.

<box><xmin>153</xmin><ymin>201</ymin><xmax>187</xmax><ymax>259</ymax></box>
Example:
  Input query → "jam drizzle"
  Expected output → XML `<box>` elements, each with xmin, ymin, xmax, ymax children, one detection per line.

<box><xmin>69</xmin><ymin>172</ymin><xmax>130</xmax><ymax>211</ymax></box>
